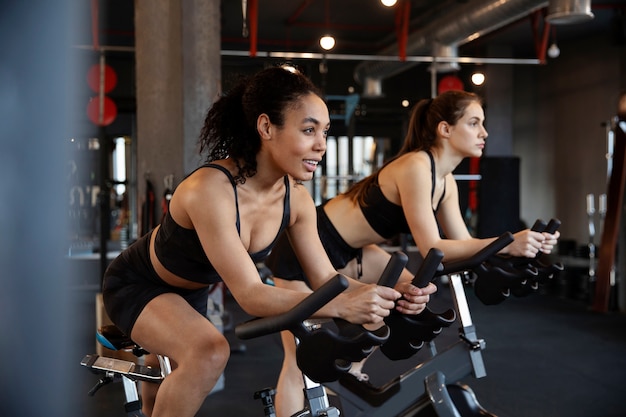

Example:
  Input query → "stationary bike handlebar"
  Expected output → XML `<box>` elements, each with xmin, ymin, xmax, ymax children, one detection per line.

<box><xmin>235</xmin><ymin>274</ymin><xmax>350</xmax><ymax>340</ymax></box>
<box><xmin>439</xmin><ymin>232</ymin><xmax>515</xmax><ymax>276</ymax></box>
<box><xmin>235</xmin><ymin>251</ymin><xmax>409</xmax><ymax>341</ymax></box>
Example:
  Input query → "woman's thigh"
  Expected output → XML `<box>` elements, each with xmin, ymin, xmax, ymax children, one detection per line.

<box><xmin>130</xmin><ymin>292</ymin><xmax>223</xmax><ymax>363</ymax></box>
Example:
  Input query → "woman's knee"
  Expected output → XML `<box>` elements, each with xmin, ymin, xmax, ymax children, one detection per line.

<box><xmin>208</xmin><ymin>333</ymin><xmax>230</xmax><ymax>370</ymax></box>
<box><xmin>187</xmin><ymin>332</ymin><xmax>230</xmax><ymax>376</ymax></box>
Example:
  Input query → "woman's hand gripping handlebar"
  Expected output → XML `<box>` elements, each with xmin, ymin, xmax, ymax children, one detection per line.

<box><xmin>237</xmin><ymin>252</ymin><xmax>408</xmax><ymax>384</ymax></box>
<box><xmin>508</xmin><ymin>219</ymin><xmax>564</xmax><ymax>296</ymax></box>
<box><xmin>300</xmin><ymin>251</ymin><xmax>408</xmax><ymax>383</ymax></box>
<box><xmin>235</xmin><ymin>252</ymin><xmax>408</xmax><ymax>341</ymax></box>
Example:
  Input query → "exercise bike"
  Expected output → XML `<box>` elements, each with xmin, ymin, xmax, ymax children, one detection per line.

<box><xmin>80</xmin><ymin>252</ymin><xmax>410</xmax><ymax>417</ymax></box>
<box><xmin>323</xmin><ymin>220</ymin><xmax>563</xmax><ymax>417</ymax></box>
<box><xmin>323</xmin><ymin>233</ymin><xmax>516</xmax><ymax>417</ymax></box>
<box><xmin>239</xmin><ymin>250</ymin><xmax>410</xmax><ymax>417</ymax></box>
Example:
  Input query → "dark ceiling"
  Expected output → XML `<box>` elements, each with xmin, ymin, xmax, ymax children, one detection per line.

<box><xmin>75</xmin><ymin>0</ymin><xmax>625</xmax><ymax>137</ymax></box>
<box><xmin>219</xmin><ymin>0</ymin><xmax>623</xmax><ymax>57</ymax></box>
<box><xmin>90</xmin><ymin>0</ymin><xmax>625</xmax><ymax>58</ymax></box>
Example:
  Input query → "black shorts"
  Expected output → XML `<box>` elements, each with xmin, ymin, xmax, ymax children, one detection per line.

<box><xmin>102</xmin><ymin>232</ymin><xmax>210</xmax><ymax>337</ymax></box>
<box><xmin>265</xmin><ymin>204</ymin><xmax>362</xmax><ymax>285</ymax></box>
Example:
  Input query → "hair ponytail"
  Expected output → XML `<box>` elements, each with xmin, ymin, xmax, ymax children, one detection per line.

<box><xmin>342</xmin><ymin>90</ymin><xmax>481</xmax><ymax>204</ymax></box>
<box><xmin>198</xmin><ymin>65</ymin><xmax>321</xmax><ymax>183</ymax></box>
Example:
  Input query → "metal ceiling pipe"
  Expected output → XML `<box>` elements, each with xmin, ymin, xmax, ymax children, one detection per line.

<box><xmin>354</xmin><ymin>0</ymin><xmax>548</xmax><ymax>96</ymax></box>
<box><xmin>545</xmin><ymin>0</ymin><xmax>594</xmax><ymax>24</ymax></box>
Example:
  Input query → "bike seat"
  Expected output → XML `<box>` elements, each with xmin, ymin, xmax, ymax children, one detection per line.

<box><xmin>97</xmin><ymin>325</ymin><xmax>148</xmax><ymax>356</ymax></box>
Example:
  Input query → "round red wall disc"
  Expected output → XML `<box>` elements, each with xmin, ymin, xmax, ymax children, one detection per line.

<box><xmin>86</xmin><ymin>63</ymin><xmax>118</xmax><ymax>94</ymax></box>
<box><xmin>86</xmin><ymin>96</ymin><xmax>117</xmax><ymax>126</ymax></box>
<box><xmin>438</xmin><ymin>75</ymin><xmax>464</xmax><ymax>94</ymax></box>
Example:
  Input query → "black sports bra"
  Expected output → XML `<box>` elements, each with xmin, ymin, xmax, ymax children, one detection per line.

<box><xmin>359</xmin><ymin>151</ymin><xmax>445</xmax><ymax>239</ymax></box>
<box><xmin>154</xmin><ymin>164</ymin><xmax>291</xmax><ymax>284</ymax></box>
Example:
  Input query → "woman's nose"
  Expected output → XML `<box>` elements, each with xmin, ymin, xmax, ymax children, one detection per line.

<box><xmin>315</xmin><ymin>135</ymin><xmax>327</xmax><ymax>152</ymax></box>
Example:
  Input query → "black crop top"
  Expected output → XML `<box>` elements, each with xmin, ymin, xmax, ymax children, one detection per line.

<box><xmin>154</xmin><ymin>164</ymin><xmax>291</xmax><ymax>284</ymax></box>
<box><xmin>359</xmin><ymin>151</ymin><xmax>445</xmax><ymax>239</ymax></box>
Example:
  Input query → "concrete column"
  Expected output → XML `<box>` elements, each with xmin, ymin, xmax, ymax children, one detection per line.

<box><xmin>182</xmin><ymin>0</ymin><xmax>222</xmax><ymax>173</ymax></box>
<box><xmin>135</xmin><ymin>0</ymin><xmax>221</xmax><ymax>229</ymax></box>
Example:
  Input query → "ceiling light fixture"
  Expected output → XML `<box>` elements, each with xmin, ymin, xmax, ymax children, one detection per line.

<box><xmin>471</xmin><ymin>72</ymin><xmax>485</xmax><ymax>86</ymax></box>
<box><xmin>320</xmin><ymin>35</ymin><xmax>336</xmax><ymax>51</ymax></box>
<box><xmin>547</xmin><ymin>43</ymin><xmax>560</xmax><ymax>58</ymax></box>
<box><xmin>381</xmin><ymin>0</ymin><xmax>398</xmax><ymax>6</ymax></box>
<box><xmin>319</xmin><ymin>0</ymin><xmax>335</xmax><ymax>51</ymax></box>
<box><xmin>547</xmin><ymin>27</ymin><xmax>560</xmax><ymax>58</ymax></box>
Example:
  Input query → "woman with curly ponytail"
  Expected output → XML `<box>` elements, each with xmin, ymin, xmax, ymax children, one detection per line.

<box><xmin>101</xmin><ymin>64</ymin><xmax>402</xmax><ymax>417</ymax></box>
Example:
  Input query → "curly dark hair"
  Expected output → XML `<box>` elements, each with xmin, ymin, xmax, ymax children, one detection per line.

<box><xmin>343</xmin><ymin>90</ymin><xmax>482</xmax><ymax>205</ymax></box>
<box><xmin>198</xmin><ymin>65</ymin><xmax>322</xmax><ymax>184</ymax></box>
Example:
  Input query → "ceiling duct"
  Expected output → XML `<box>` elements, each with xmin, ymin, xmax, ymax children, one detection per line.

<box><xmin>545</xmin><ymin>0</ymin><xmax>594</xmax><ymax>24</ymax></box>
<box><xmin>354</xmin><ymin>0</ymin><xmax>548</xmax><ymax>97</ymax></box>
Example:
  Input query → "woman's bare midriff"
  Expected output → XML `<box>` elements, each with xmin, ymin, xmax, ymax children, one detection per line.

<box><xmin>324</xmin><ymin>195</ymin><xmax>385</xmax><ymax>248</ymax></box>
<box><xmin>148</xmin><ymin>225</ymin><xmax>211</xmax><ymax>290</ymax></box>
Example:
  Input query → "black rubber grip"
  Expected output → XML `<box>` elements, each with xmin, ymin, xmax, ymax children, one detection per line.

<box><xmin>544</xmin><ymin>218</ymin><xmax>561</xmax><ymax>234</ymax></box>
<box><xmin>531</xmin><ymin>219</ymin><xmax>547</xmax><ymax>232</ymax></box>
<box><xmin>235</xmin><ymin>274</ymin><xmax>349</xmax><ymax>340</ymax></box>
<box><xmin>440</xmin><ymin>232</ymin><xmax>514</xmax><ymax>275</ymax></box>
<box><xmin>532</xmin><ymin>218</ymin><xmax>561</xmax><ymax>259</ymax></box>
<box><xmin>412</xmin><ymin>248</ymin><xmax>444</xmax><ymax>287</ymax></box>
<box><xmin>377</xmin><ymin>251</ymin><xmax>409</xmax><ymax>288</ymax></box>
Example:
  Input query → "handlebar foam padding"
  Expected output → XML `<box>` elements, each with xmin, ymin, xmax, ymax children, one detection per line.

<box><xmin>377</xmin><ymin>251</ymin><xmax>409</xmax><ymax>288</ymax></box>
<box><xmin>440</xmin><ymin>232</ymin><xmax>514</xmax><ymax>275</ymax></box>
<box><xmin>544</xmin><ymin>218</ymin><xmax>561</xmax><ymax>234</ymax></box>
<box><xmin>531</xmin><ymin>219</ymin><xmax>547</xmax><ymax>232</ymax></box>
<box><xmin>235</xmin><ymin>274</ymin><xmax>349</xmax><ymax>340</ymax></box>
<box><xmin>530</xmin><ymin>218</ymin><xmax>561</xmax><ymax>234</ymax></box>
<box><xmin>412</xmin><ymin>248</ymin><xmax>444</xmax><ymax>288</ymax></box>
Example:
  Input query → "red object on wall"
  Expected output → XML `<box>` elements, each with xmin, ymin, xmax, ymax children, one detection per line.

<box><xmin>86</xmin><ymin>96</ymin><xmax>118</xmax><ymax>126</ymax></box>
<box><xmin>438</xmin><ymin>75</ymin><xmax>464</xmax><ymax>94</ymax></box>
<box><xmin>468</xmin><ymin>157</ymin><xmax>480</xmax><ymax>211</ymax></box>
<box><xmin>86</xmin><ymin>63</ymin><xmax>118</xmax><ymax>93</ymax></box>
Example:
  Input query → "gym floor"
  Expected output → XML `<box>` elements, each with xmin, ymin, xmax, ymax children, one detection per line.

<box><xmin>73</xmin><ymin>277</ymin><xmax>626</xmax><ymax>417</ymax></box>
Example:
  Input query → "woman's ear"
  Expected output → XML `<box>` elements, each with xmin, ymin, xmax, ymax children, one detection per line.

<box><xmin>437</xmin><ymin>121</ymin><xmax>451</xmax><ymax>139</ymax></box>
<box><xmin>257</xmin><ymin>113</ymin><xmax>272</xmax><ymax>140</ymax></box>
